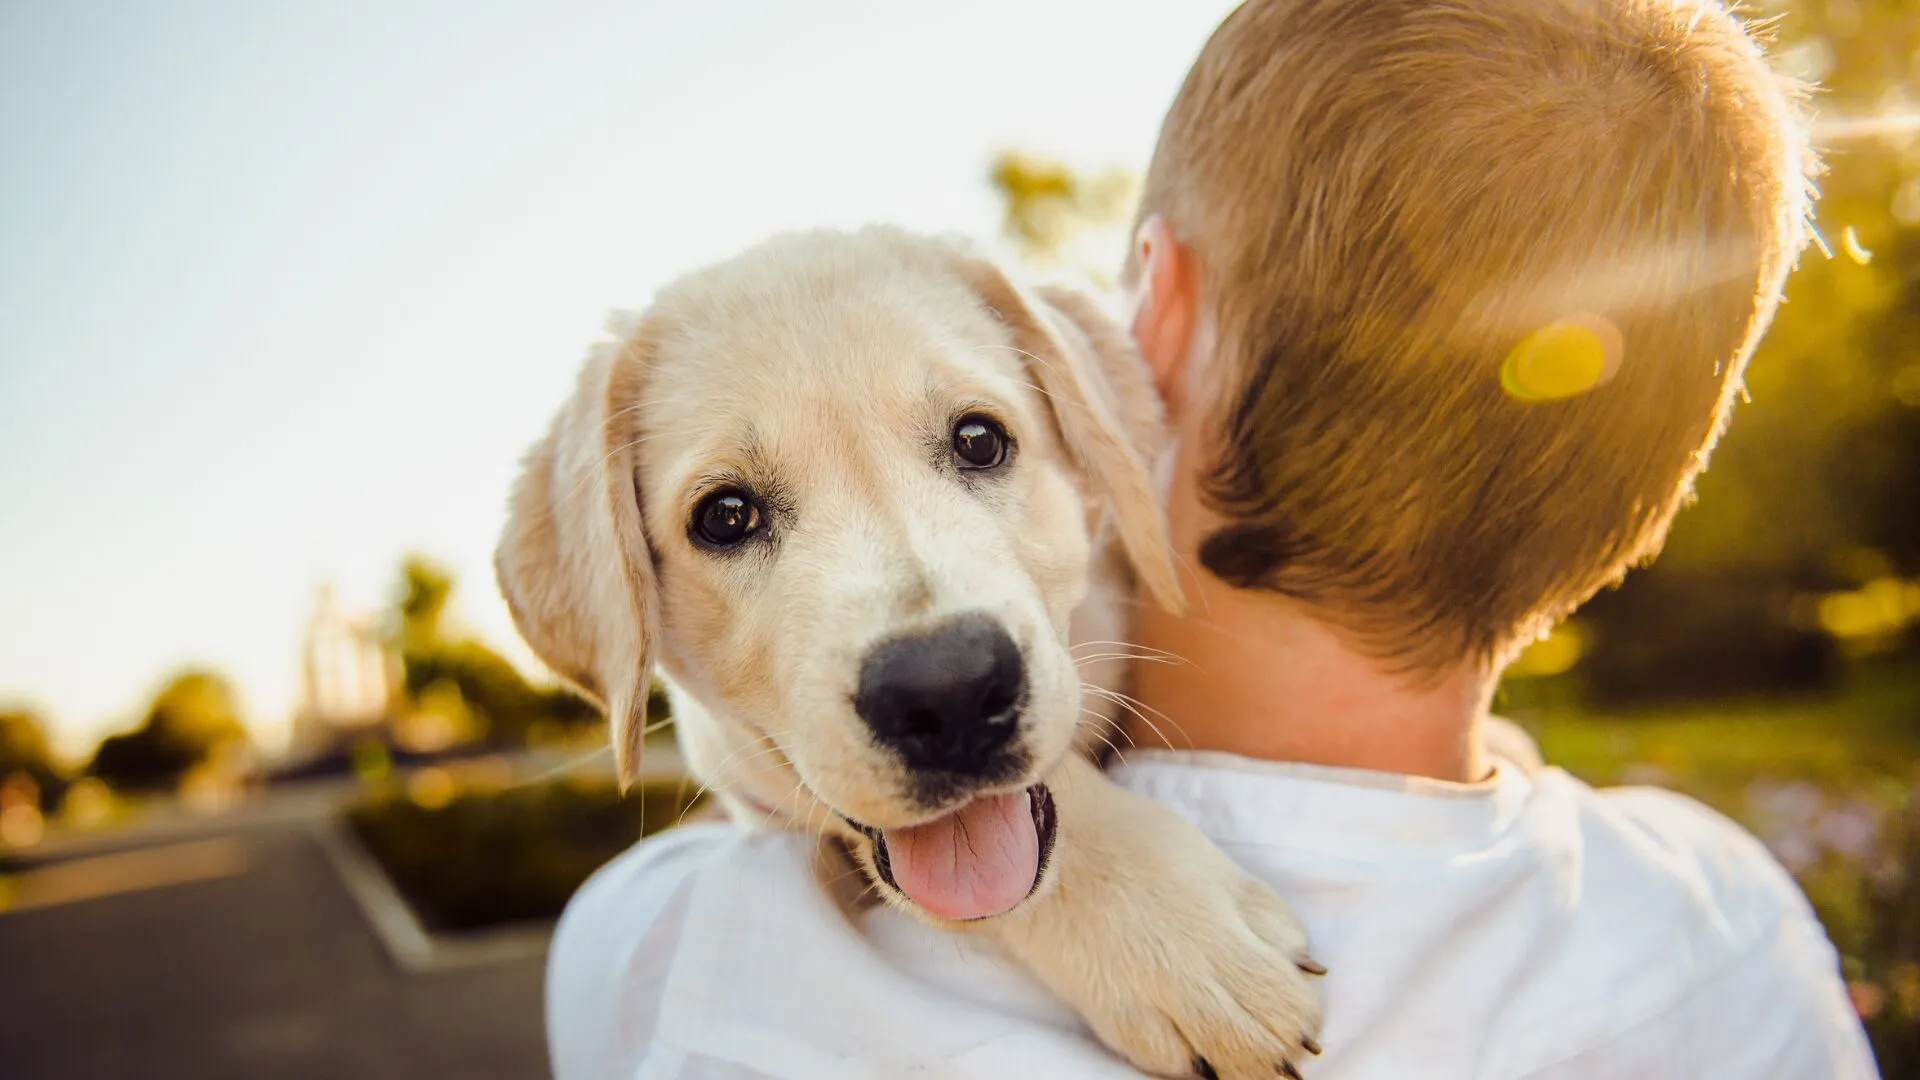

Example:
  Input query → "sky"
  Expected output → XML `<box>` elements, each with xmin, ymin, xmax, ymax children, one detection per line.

<box><xmin>0</xmin><ymin>0</ymin><xmax>1242</xmax><ymax>758</ymax></box>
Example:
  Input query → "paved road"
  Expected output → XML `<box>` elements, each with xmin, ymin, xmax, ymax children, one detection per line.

<box><xmin>0</xmin><ymin>821</ymin><xmax>550</xmax><ymax>1080</ymax></box>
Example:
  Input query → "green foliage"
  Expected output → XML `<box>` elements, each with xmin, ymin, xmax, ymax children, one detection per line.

<box><xmin>402</xmin><ymin>640</ymin><xmax>598</xmax><ymax>745</ymax></box>
<box><xmin>87</xmin><ymin>669</ymin><xmax>248</xmax><ymax>793</ymax></box>
<box><xmin>347</xmin><ymin>776</ymin><xmax>706</xmax><ymax>931</ymax></box>
<box><xmin>1575</xmin><ymin>565</ymin><xmax>1844</xmax><ymax>704</ymax></box>
<box><xmin>389</xmin><ymin>554</ymin><xmax>598</xmax><ymax>748</ymax></box>
<box><xmin>0</xmin><ymin>708</ymin><xmax>66</xmax><ymax>811</ymax></box>
<box><xmin>989</xmin><ymin>150</ymin><xmax>1138</xmax><ymax>285</ymax></box>
<box><xmin>990</xmin><ymin>151</ymin><xmax>1134</xmax><ymax>256</ymax></box>
<box><xmin>1655</xmin><ymin>1</ymin><xmax>1920</xmax><ymax>580</ymax></box>
<box><xmin>396</xmin><ymin>554</ymin><xmax>455</xmax><ymax>651</ymax></box>
<box><xmin>0</xmin><ymin>709</ymin><xmax>56</xmax><ymax>778</ymax></box>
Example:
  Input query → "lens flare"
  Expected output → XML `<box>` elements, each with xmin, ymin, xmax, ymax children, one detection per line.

<box><xmin>1501</xmin><ymin>314</ymin><xmax>1622</xmax><ymax>402</ymax></box>
<box><xmin>1841</xmin><ymin>226</ymin><xmax>1873</xmax><ymax>266</ymax></box>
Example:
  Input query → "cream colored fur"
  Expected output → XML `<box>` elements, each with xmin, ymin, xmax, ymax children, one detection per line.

<box><xmin>497</xmin><ymin>226</ymin><xmax>1323</xmax><ymax>1078</ymax></box>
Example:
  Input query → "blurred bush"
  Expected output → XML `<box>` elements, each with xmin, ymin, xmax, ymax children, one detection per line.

<box><xmin>85</xmin><ymin>669</ymin><xmax>251</xmax><ymax>794</ymax></box>
<box><xmin>390</xmin><ymin>555</ymin><xmax>598</xmax><ymax>751</ymax></box>
<box><xmin>347</xmin><ymin>772</ymin><xmax>706</xmax><ymax>933</ymax></box>
<box><xmin>1575</xmin><ymin>565</ymin><xmax>1844</xmax><ymax>705</ymax></box>
<box><xmin>0</xmin><ymin>708</ymin><xmax>68</xmax><ymax>813</ymax></box>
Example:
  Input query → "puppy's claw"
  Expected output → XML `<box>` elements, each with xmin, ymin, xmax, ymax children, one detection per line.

<box><xmin>1296</xmin><ymin>957</ymin><xmax>1327</xmax><ymax>976</ymax></box>
<box><xmin>1194</xmin><ymin>1057</ymin><xmax>1220</xmax><ymax>1080</ymax></box>
<box><xmin>1301</xmin><ymin>1036</ymin><xmax>1322</xmax><ymax>1056</ymax></box>
<box><xmin>1280</xmin><ymin>1062</ymin><xmax>1304</xmax><ymax>1080</ymax></box>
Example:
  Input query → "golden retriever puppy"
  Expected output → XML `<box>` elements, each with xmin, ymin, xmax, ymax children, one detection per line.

<box><xmin>496</xmin><ymin>225</ymin><xmax>1324</xmax><ymax>1078</ymax></box>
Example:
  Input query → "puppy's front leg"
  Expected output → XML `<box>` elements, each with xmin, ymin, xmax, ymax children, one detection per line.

<box><xmin>989</xmin><ymin>755</ymin><xmax>1325</xmax><ymax>1080</ymax></box>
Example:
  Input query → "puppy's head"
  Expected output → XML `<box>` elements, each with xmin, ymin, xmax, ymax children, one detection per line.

<box><xmin>497</xmin><ymin>227</ymin><xmax>1180</xmax><ymax>919</ymax></box>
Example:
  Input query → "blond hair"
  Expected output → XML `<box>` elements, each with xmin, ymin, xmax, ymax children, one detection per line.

<box><xmin>1132</xmin><ymin>0</ymin><xmax>1816</xmax><ymax>668</ymax></box>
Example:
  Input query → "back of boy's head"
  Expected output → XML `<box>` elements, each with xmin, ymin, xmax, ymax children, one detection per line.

<box><xmin>1133</xmin><ymin>0</ymin><xmax>1816</xmax><ymax>670</ymax></box>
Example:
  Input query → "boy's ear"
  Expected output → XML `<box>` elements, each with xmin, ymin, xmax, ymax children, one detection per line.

<box><xmin>1128</xmin><ymin>215</ymin><xmax>1201</xmax><ymax>414</ymax></box>
<box><xmin>495</xmin><ymin>329</ymin><xmax>659</xmax><ymax>787</ymax></box>
<box><xmin>946</xmin><ymin>251</ymin><xmax>1187</xmax><ymax>616</ymax></box>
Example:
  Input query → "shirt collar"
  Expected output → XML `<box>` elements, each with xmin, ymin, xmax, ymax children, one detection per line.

<box><xmin>1107</xmin><ymin>747</ymin><xmax>1539</xmax><ymax>858</ymax></box>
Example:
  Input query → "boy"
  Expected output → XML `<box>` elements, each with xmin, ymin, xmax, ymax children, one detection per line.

<box><xmin>546</xmin><ymin>0</ymin><xmax>1877</xmax><ymax>1075</ymax></box>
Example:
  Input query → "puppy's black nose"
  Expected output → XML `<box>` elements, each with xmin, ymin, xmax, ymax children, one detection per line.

<box><xmin>854</xmin><ymin>614</ymin><xmax>1026</xmax><ymax>775</ymax></box>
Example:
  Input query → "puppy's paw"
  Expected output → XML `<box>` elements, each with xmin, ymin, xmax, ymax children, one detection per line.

<box><xmin>1078</xmin><ymin>874</ymin><xmax>1324</xmax><ymax>1080</ymax></box>
<box><xmin>993</xmin><ymin>758</ymin><xmax>1325</xmax><ymax>1079</ymax></box>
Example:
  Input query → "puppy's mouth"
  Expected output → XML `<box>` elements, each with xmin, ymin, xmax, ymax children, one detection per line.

<box><xmin>848</xmin><ymin>783</ymin><xmax>1056</xmax><ymax>921</ymax></box>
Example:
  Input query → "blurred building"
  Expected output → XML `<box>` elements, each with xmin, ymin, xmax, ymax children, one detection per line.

<box><xmin>289</xmin><ymin>584</ymin><xmax>397</xmax><ymax>761</ymax></box>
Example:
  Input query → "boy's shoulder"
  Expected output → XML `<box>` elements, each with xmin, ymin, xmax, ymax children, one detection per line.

<box><xmin>1488</xmin><ymin>769</ymin><xmax>1875</xmax><ymax>1076</ymax></box>
<box><xmin>1570</xmin><ymin>773</ymin><xmax>1820</xmax><ymax>930</ymax></box>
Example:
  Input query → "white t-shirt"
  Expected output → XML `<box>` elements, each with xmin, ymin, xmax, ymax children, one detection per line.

<box><xmin>545</xmin><ymin>750</ymin><xmax>1877</xmax><ymax>1079</ymax></box>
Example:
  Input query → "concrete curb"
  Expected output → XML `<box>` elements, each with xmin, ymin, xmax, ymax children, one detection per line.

<box><xmin>309</xmin><ymin>752</ymin><xmax>693</xmax><ymax>974</ymax></box>
<box><xmin>311</xmin><ymin>816</ymin><xmax>556</xmax><ymax>973</ymax></box>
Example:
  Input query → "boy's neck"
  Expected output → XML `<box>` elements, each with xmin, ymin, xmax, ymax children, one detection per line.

<box><xmin>1124</xmin><ymin>577</ymin><xmax>1496</xmax><ymax>783</ymax></box>
<box><xmin>1119</xmin><ymin>463</ymin><xmax>1498</xmax><ymax>783</ymax></box>
<box><xmin>1121</xmin><ymin>576</ymin><xmax>1497</xmax><ymax>776</ymax></box>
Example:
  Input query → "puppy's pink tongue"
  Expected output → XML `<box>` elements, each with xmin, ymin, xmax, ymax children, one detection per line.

<box><xmin>883</xmin><ymin>790</ymin><xmax>1039</xmax><ymax>920</ymax></box>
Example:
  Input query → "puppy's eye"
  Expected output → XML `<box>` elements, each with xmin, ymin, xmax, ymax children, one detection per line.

<box><xmin>691</xmin><ymin>489</ymin><xmax>763</xmax><ymax>548</ymax></box>
<box><xmin>952</xmin><ymin>415</ymin><xmax>1009</xmax><ymax>470</ymax></box>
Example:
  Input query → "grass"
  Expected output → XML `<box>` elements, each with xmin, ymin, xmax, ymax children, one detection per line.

<box><xmin>1506</xmin><ymin>662</ymin><xmax>1919</xmax><ymax>817</ymax></box>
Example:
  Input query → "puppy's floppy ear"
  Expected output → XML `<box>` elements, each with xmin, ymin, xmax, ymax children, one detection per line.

<box><xmin>495</xmin><ymin>327</ymin><xmax>659</xmax><ymax>787</ymax></box>
<box><xmin>949</xmin><ymin>253</ymin><xmax>1186</xmax><ymax>616</ymax></box>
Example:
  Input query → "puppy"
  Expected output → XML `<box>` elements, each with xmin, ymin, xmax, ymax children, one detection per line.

<box><xmin>497</xmin><ymin>226</ymin><xmax>1325</xmax><ymax>1078</ymax></box>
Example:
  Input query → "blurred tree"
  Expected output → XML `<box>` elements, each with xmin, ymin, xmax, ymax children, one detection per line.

<box><xmin>1657</xmin><ymin>0</ymin><xmax>1920</xmax><ymax>582</ymax></box>
<box><xmin>389</xmin><ymin>555</ymin><xmax>598</xmax><ymax>749</ymax></box>
<box><xmin>990</xmin><ymin>150</ymin><xmax>1138</xmax><ymax>285</ymax></box>
<box><xmin>88</xmin><ymin>670</ymin><xmax>249</xmax><ymax>793</ymax></box>
<box><xmin>0</xmin><ymin>707</ymin><xmax>68</xmax><ymax>811</ymax></box>
<box><xmin>398</xmin><ymin>554</ymin><xmax>454</xmax><ymax>652</ymax></box>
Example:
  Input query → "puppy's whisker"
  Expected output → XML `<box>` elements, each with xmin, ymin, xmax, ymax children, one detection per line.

<box><xmin>964</xmin><ymin>341</ymin><xmax>1095</xmax><ymax>419</ymax></box>
<box><xmin>503</xmin><ymin>745</ymin><xmax>614</xmax><ymax>791</ymax></box>
<box><xmin>690</xmin><ymin>739</ymin><xmax>786</xmax><ymax>794</ymax></box>
<box><xmin>1088</xmin><ymin>683</ymin><xmax>1186</xmax><ymax>736</ymax></box>
<box><xmin>813</xmin><ymin>802</ymin><xmax>838</xmax><ymax>848</ymax></box>
<box><xmin>697</xmin><ymin>746</ymin><xmax>792</xmax><ymax>802</ymax></box>
<box><xmin>819</xmin><ymin>858</ymin><xmax>875</xmax><ymax>892</ymax></box>
<box><xmin>553</xmin><ymin>430</ymin><xmax>671</xmax><ymax>509</ymax></box>
<box><xmin>672</xmin><ymin>748</ymin><xmax>780</xmax><ymax>829</ymax></box>
<box><xmin>1073</xmin><ymin>652</ymin><xmax>1184</xmax><ymax>667</ymax></box>
<box><xmin>1082</xmin><ymin>711</ymin><xmax>1142</xmax><ymax>751</ymax></box>
<box><xmin>1071</xmin><ymin>639</ymin><xmax>1185</xmax><ymax>661</ymax></box>
<box><xmin>1076</xmin><ymin>714</ymin><xmax>1128</xmax><ymax>765</ymax></box>
<box><xmin>1105</xmin><ymin>594</ymin><xmax>1231</xmax><ymax>666</ymax></box>
<box><xmin>973</xmin><ymin>343</ymin><xmax>1091</xmax><ymax>409</ymax></box>
<box><xmin>1002</xmin><ymin>374</ymin><xmax>1103</xmax><ymax>424</ymax></box>
<box><xmin>1107</xmin><ymin>688</ymin><xmax>1190</xmax><ymax>749</ymax></box>
<box><xmin>1084</xmin><ymin>683</ymin><xmax>1189</xmax><ymax>751</ymax></box>
<box><xmin>784</xmin><ymin>779</ymin><xmax>827</xmax><ymax>835</ymax></box>
<box><xmin>678</xmin><ymin>737</ymin><xmax>794</xmax><ymax>819</ymax></box>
